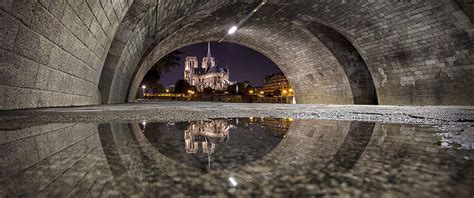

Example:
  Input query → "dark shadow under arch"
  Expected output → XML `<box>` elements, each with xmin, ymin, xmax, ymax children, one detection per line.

<box><xmin>307</xmin><ymin>22</ymin><xmax>378</xmax><ymax>105</ymax></box>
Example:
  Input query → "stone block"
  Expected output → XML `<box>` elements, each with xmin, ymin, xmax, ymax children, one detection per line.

<box><xmin>0</xmin><ymin>49</ymin><xmax>39</xmax><ymax>89</ymax></box>
<box><xmin>3</xmin><ymin>86</ymin><xmax>35</xmax><ymax>109</ymax></box>
<box><xmin>89</xmin><ymin>18</ymin><xmax>108</xmax><ymax>47</ymax></box>
<box><xmin>66</xmin><ymin>0</ymin><xmax>94</xmax><ymax>27</ymax></box>
<box><xmin>47</xmin><ymin>69</ymin><xmax>64</xmax><ymax>92</ymax></box>
<box><xmin>61</xmin><ymin>5</ymin><xmax>88</xmax><ymax>43</ymax></box>
<box><xmin>85</xmin><ymin>0</ymin><xmax>101</xmax><ymax>17</ymax></box>
<box><xmin>0</xmin><ymin>0</ymin><xmax>14</xmax><ymax>12</ymax></box>
<box><xmin>59</xmin><ymin>74</ymin><xmax>74</xmax><ymax>94</ymax></box>
<box><xmin>0</xmin><ymin>10</ymin><xmax>20</xmax><ymax>51</ymax></box>
<box><xmin>0</xmin><ymin>85</ymin><xmax>5</xmax><ymax>110</ymax></box>
<box><xmin>10</xmin><ymin>0</ymin><xmax>36</xmax><ymax>25</ymax></box>
<box><xmin>38</xmin><ymin>0</ymin><xmax>66</xmax><ymax>19</ymax></box>
<box><xmin>35</xmin><ymin>65</ymin><xmax>51</xmax><ymax>90</ymax></box>
<box><xmin>48</xmin><ymin>46</ymin><xmax>67</xmax><ymax>70</ymax></box>
<box><xmin>14</xmin><ymin>25</ymin><xmax>54</xmax><ymax>65</ymax></box>
<box><xmin>30</xmin><ymin>4</ymin><xmax>65</xmax><ymax>46</ymax></box>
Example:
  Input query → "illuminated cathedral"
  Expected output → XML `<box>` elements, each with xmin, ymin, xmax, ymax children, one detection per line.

<box><xmin>184</xmin><ymin>42</ymin><xmax>234</xmax><ymax>92</ymax></box>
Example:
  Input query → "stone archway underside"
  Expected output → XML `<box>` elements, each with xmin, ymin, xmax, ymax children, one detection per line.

<box><xmin>1</xmin><ymin>0</ymin><xmax>473</xmax><ymax>110</ymax></box>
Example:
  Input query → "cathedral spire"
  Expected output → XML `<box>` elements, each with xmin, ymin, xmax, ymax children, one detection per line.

<box><xmin>207</xmin><ymin>41</ymin><xmax>212</xmax><ymax>60</ymax></box>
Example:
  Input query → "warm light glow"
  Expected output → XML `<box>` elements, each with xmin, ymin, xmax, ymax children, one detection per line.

<box><xmin>249</xmin><ymin>90</ymin><xmax>254</xmax><ymax>94</ymax></box>
<box><xmin>289</xmin><ymin>88</ymin><xmax>293</xmax><ymax>92</ymax></box>
<box><xmin>282</xmin><ymin>90</ymin><xmax>288</xmax><ymax>94</ymax></box>
<box><xmin>165</xmin><ymin>89</ymin><xmax>169</xmax><ymax>93</ymax></box>
<box><xmin>260</xmin><ymin>91</ymin><xmax>264</xmax><ymax>94</ymax></box>
<box><xmin>142</xmin><ymin>85</ymin><xmax>146</xmax><ymax>89</ymax></box>
<box><xmin>228</xmin><ymin>26</ymin><xmax>238</xmax><ymax>35</ymax></box>
<box><xmin>187</xmin><ymin>90</ymin><xmax>195</xmax><ymax>95</ymax></box>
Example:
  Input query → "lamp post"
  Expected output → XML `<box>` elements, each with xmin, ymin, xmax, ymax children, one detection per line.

<box><xmin>142</xmin><ymin>85</ymin><xmax>146</xmax><ymax>98</ymax></box>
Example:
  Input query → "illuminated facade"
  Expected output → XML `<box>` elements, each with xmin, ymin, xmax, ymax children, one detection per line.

<box><xmin>184</xmin><ymin>42</ymin><xmax>233</xmax><ymax>92</ymax></box>
<box><xmin>262</xmin><ymin>72</ymin><xmax>293</xmax><ymax>96</ymax></box>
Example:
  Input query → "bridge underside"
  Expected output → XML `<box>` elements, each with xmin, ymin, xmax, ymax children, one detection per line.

<box><xmin>0</xmin><ymin>1</ymin><xmax>473</xmax><ymax>110</ymax></box>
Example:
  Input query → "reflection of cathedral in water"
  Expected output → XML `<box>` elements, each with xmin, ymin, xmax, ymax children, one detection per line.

<box><xmin>184</xmin><ymin>119</ymin><xmax>233</xmax><ymax>169</ymax></box>
<box><xmin>182</xmin><ymin>118</ymin><xmax>293</xmax><ymax>170</ymax></box>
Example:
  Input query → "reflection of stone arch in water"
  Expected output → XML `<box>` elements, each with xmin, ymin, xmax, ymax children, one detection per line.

<box><xmin>98</xmin><ymin>123</ymin><xmax>200</xmax><ymax>196</ymax></box>
<box><xmin>128</xmin><ymin>123</ymin><xmax>201</xmax><ymax>173</ymax></box>
<box><xmin>98</xmin><ymin>120</ymin><xmax>377</xmax><ymax>195</ymax></box>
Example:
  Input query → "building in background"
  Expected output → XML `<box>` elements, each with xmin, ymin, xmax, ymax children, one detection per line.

<box><xmin>261</xmin><ymin>72</ymin><xmax>293</xmax><ymax>96</ymax></box>
<box><xmin>184</xmin><ymin>42</ymin><xmax>234</xmax><ymax>92</ymax></box>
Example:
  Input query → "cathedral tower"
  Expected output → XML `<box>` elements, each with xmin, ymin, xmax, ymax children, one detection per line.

<box><xmin>202</xmin><ymin>42</ymin><xmax>216</xmax><ymax>69</ymax></box>
<box><xmin>184</xmin><ymin>56</ymin><xmax>198</xmax><ymax>85</ymax></box>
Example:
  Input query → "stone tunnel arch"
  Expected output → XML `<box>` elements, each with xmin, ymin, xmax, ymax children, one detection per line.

<box><xmin>124</xmin><ymin>34</ymin><xmax>378</xmax><ymax>105</ymax></box>
<box><xmin>119</xmin><ymin>6</ymin><xmax>381</xmax><ymax>105</ymax></box>
<box><xmin>1</xmin><ymin>1</ymin><xmax>473</xmax><ymax>110</ymax></box>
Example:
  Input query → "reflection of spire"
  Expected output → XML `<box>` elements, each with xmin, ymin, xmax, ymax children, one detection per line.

<box><xmin>202</xmin><ymin>139</ymin><xmax>215</xmax><ymax>171</ymax></box>
<box><xmin>183</xmin><ymin>119</ymin><xmax>233</xmax><ymax>171</ymax></box>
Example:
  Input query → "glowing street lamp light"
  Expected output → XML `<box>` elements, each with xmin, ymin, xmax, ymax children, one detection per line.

<box><xmin>142</xmin><ymin>85</ymin><xmax>146</xmax><ymax>97</ymax></box>
<box><xmin>228</xmin><ymin>26</ymin><xmax>238</xmax><ymax>35</ymax></box>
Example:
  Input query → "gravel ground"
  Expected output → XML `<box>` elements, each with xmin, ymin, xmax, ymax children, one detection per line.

<box><xmin>1</xmin><ymin>101</ymin><xmax>473</xmax><ymax>129</ymax></box>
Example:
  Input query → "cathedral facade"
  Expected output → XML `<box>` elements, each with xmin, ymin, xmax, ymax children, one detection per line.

<box><xmin>184</xmin><ymin>42</ymin><xmax>233</xmax><ymax>92</ymax></box>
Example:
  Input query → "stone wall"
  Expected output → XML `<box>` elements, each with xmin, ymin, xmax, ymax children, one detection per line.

<box><xmin>126</xmin><ymin>1</ymin><xmax>474</xmax><ymax>106</ymax></box>
<box><xmin>1</xmin><ymin>0</ymin><xmax>473</xmax><ymax>109</ymax></box>
<box><xmin>0</xmin><ymin>0</ymin><xmax>133</xmax><ymax>109</ymax></box>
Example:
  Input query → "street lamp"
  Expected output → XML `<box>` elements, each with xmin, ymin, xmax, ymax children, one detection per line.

<box><xmin>142</xmin><ymin>85</ymin><xmax>146</xmax><ymax>97</ymax></box>
<box><xmin>228</xmin><ymin>26</ymin><xmax>238</xmax><ymax>35</ymax></box>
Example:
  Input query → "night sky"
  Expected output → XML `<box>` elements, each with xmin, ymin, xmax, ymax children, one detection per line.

<box><xmin>160</xmin><ymin>42</ymin><xmax>281</xmax><ymax>87</ymax></box>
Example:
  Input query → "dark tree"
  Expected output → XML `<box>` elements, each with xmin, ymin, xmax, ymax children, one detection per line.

<box><xmin>227</xmin><ymin>81</ymin><xmax>255</xmax><ymax>95</ymax></box>
<box><xmin>142</xmin><ymin>50</ymin><xmax>182</xmax><ymax>84</ymax></box>
<box><xmin>174</xmin><ymin>79</ymin><xmax>191</xmax><ymax>93</ymax></box>
<box><xmin>203</xmin><ymin>87</ymin><xmax>214</xmax><ymax>95</ymax></box>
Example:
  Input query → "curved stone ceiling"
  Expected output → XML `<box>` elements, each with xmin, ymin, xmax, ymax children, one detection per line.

<box><xmin>0</xmin><ymin>0</ymin><xmax>472</xmax><ymax>109</ymax></box>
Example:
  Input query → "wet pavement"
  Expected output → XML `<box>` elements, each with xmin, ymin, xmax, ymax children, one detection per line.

<box><xmin>1</xmin><ymin>101</ymin><xmax>474</xmax><ymax>126</ymax></box>
<box><xmin>1</xmin><ymin>117</ymin><xmax>473</xmax><ymax>197</ymax></box>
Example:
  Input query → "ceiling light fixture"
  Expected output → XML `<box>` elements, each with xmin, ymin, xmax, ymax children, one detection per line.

<box><xmin>228</xmin><ymin>26</ymin><xmax>238</xmax><ymax>35</ymax></box>
<box><xmin>219</xmin><ymin>0</ymin><xmax>267</xmax><ymax>41</ymax></box>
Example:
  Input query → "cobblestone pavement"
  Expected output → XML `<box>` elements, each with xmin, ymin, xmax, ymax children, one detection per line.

<box><xmin>1</xmin><ymin>100</ymin><xmax>473</xmax><ymax>128</ymax></box>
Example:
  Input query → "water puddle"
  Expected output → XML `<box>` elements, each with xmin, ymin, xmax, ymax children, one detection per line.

<box><xmin>1</xmin><ymin>118</ymin><xmax>473</xmax><ymax>197</ymax></box>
